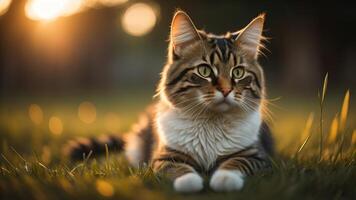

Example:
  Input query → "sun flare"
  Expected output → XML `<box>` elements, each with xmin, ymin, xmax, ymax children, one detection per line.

<box><xmin>0</xmin><ymin>0</ymin><xmax>11</xmax><ymax>16</ymax></box>
<box><xmin>122</xmin><ymin>3</ymin><xmax>157</xmax><ymax>36</ymax></box>
<box><xmin>25</xmin><ymin>0</ymin><xmax>83</xmax><ymax>21</ymax></box>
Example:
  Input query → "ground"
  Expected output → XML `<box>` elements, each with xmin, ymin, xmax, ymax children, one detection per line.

<box><xmin>0</xmin><ymin>90</ymin><xmax>355</xmax><ymax>200</ymax></box>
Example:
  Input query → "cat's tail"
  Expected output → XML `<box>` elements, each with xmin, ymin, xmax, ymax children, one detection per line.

<box><xmin>63</xmin><ymin>135</ymin><xmax>125</xmax><ymax>161</ymax></box>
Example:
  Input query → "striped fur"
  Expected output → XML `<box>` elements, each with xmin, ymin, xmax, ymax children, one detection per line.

<box><xmin>64</xmin><ymin>135</ymin><xmax>124</xmax><ymax>160</ymax></box>
<box><xmin>64</xmin><ymin>11</ymin><xmax>274</xmax><ymax>193</ymax></box>
<box><xmin>152</xmin><ymin>147</ymin><xmax>199</xmax><ymax>179</ymax></box>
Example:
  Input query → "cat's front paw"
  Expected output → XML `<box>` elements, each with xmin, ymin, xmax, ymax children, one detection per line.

<box><xmin>210</xmin><ymin>169</ymin><xmax>244</xmax><ymax>192</ymax></box>
<box><xmin>173</xmin><ymin>172</ymin><xmax>203</xmax><ymax>193</ymax></box>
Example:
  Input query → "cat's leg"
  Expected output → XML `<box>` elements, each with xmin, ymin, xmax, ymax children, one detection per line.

<box><xmin>210</xmin><ymin>147</ymin><xmax>270</xmax><ymax>192</ymax></box>
<box><xmin>124</xmin><ymin>111</ymin><xmax>155</xmax><ymax>167</ymax></box>
<box><xmin>154</xmin><ymin>160</ymin><xmax>203</xmax><ymax>192</ymax></box>
<box><xmin>152</xmin><ymin>148</ymin><xmax>203</xmax><ymax>193</ymax></box>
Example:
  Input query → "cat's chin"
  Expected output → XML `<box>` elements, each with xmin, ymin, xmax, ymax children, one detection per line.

<box><xmin>210</xmin><ymin>102</ymin><xmax>232</xmax><ymax>112</ymax></box>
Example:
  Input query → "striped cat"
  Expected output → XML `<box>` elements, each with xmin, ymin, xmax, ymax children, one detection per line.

<box><xmin>65</xmin><ymin>11</ymin><xmax>274</xmax><ymax>193</ymax></box>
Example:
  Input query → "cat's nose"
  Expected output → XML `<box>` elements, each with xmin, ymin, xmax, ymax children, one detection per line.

<box><xmin>216</xmin><ymin>78</ymin><xmax>232</xmax><ymax>97</ymax></box>
<box><xmin>219</xmin><ymin>88</ymin><xmax>232</xmax><ymax>97</ymax></box>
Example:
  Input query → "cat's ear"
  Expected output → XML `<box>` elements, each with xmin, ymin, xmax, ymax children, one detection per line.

<box><xmin>170</xmin><ymin>11</ymin><xmax>201</xmax><ymax>56</ymax></box>
<box><xmin>235</xmin><ymin>14</ymin><xmax>265</xmax><ymax>59</ymax></box>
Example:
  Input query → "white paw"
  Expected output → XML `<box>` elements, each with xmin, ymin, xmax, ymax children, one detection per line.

<box><xmin>173</xmin><ymin>173</ymin><xmax>204</xmax><ymax>193</ymax></box>
<box><xmin>210</xmin><ymin>170</ymin><xmax>244</xmax><ymax>192</ymax></box>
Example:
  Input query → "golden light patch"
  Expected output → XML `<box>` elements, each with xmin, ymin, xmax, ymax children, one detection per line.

<box><xmin>59</xmin><ymin>178</ymin><xmax>72</xmax><ymax>193</ymax></box>
<box><xmin>339</xmin><ymin>90</ymin><xmax>350</xmax><ymax>131</ymax></box>
<box><xmin>0</xmin><ymin>0</ymin><xmax>11</xmax><ymax>16</ymax></box>
<box><xmin>96</xmin><ymin>180</ymin><xmax>114</xmax><ymax>197</ymax></box>
<box><xmin>25</xmin><ymin>0</ymin><xmax>83</xmax><ymax>21</ymax></box>
<box><xmin>122</xmin><ymin>3</ymin><xmax>157</xmax><ymax>36</ymax></box>
<box><xmin>352</xmin><ymin>130</ymin><xmax>356</xmax><ymax>145</ymax></box>
<box><xmin>28</xmin><ymin>104</ymin><xmax>44</xmax><ymax>125</ymax></box>
<box><xmin>300</xmin><ymin>112</ymin><xmax>314</xmax><ymax>142</ymax></box>
<box><xmin>41</xmin><ymin>146</ymin><xmax>51</xmax><ymax>164</ymax></box>
<box><xmin>78</xmin><ymin>101</ymin><xmax>97</xmax><ymax>124</ymax></box>
<box><xmin>98</xmin><ymin>0</ymin><xmax>128</xmax><ymax>7</ymax></box>
<box><xmin>105</xmin><ymin>112</ymin><xmax>120</xmax><ymax>133</ymax></box>
<box><xmin>49</xmin><ymin>116</ymin><xmax>63</xmax><ymax>135</ymax></box>
<box><xmin>327</xmin><ymin>114</ymin><xmax>338</xmax><ymax>144</ymax></box>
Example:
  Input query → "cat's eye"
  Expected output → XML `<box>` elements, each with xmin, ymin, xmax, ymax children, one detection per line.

<box><xmin>232</xmin><ymin>67</ymin><xmax>245</xmax><ymax>79</ymax></box>
<box><xmin>197</xmin><ymin>64</ymin><xmax>212</xmax><ymax>78</ymax></box>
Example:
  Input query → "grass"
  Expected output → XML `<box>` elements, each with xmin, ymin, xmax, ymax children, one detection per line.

<box><xmin>0</xmin><ymin>88</ymin><xmax>355</xmax><ymax>200</ymax></box>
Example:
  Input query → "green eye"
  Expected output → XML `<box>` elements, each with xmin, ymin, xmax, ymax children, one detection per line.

<box><xmin>197</xmin><ymin>65</ymin><xmax>212</xmax><ymax>78</ymax></box>
<box><xmin>232</xmin><ymin>67</ymin><xmax>245</xmax><ymax>79</ymax></box>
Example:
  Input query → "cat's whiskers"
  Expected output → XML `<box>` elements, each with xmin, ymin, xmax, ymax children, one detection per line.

<box><xmin>177</xmin><ymin>93</ymin><xmax>214</xmax><ymax>120</ymax></box>
<box><xmin>180</xmin><ymin>94</ymin><xmax>213</xmax><ymax>117</ymax></box>
<box><xmin>233</xmin><ymin>94</ymin><xmax>258</xmax><ymax>114</ymax></box>
<box><xmin>241</xmin><ymin>96</ymin><xmax>275</xmax><ymax>122</ymax></box>
<box><xmin>192</xmin><ymin>101</ymin><xmax>213</xmax><ymax>122</ymax></box>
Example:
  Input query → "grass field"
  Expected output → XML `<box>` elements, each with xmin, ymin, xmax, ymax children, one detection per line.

<box><xmin>0</xmin><ymin>88</ymin><xmax>355</xmax><ymax>200</ymax></box>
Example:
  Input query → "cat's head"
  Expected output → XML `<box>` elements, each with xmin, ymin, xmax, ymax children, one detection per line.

<box><xmin>159</xmin><ymin>11</ymin><xmax>267</xmax><ymax>115</ymax></box>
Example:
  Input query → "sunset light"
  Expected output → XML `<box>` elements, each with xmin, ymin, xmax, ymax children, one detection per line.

<box><xmin>0</xmin><ymin>0</ymin><xmax>11</xmax><ymax>16</ymax></box>
<box><xmin>49</xmin><ymin>116</ymin><xmax>63</xmax><ymax>135</ymax></box>
<box><xmin>96</xmin><ymin>180</ymin><xmax>114</xmax><ymax>197</ymax></box>
<box><xmin>122</xmin><ymin>3</ymin><xmax>157</xmax><ymax>36</ymax></box>
<box><xmin>78</xmin><ymin>101</ymin><xmax>97</xmax><ymax>124</ymax></box>
<box><xmin>0</xmin><ymin>1</ymin><xmax>355</xmax><ymax>199</ymax></box>
<box><xmin>105</xmin><ymin>112</ymin><xmax>120</xmax><ymax>133</ymax></box>
<box><xmin>28</xmin><ymin>104</ymin><xmax>44</xmax><ymax>125</ymax></box>
<box><xmin>24</xmin><ymin>0</ymin><xmax>130</xmax><ymax>21</ymax></box>
<box><xmin>25</xmin><ymin>0</ymin><xmax>83</xmax><ymax>21</ymax></box>
<box><xmin>98</xmin><ymin>0</ymin><xmax>128</xmax><ymax>7</ymax></box>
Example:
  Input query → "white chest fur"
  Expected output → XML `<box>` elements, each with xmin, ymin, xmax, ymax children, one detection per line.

<box><xmin>156</xmin><ymin>108</ymin><xmax>262</xmax><ymax>169</ymax></box>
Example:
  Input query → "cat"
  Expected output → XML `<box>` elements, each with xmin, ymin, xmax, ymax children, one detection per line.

<box><xmin>64</xmin><ymin>11</ymin><xmax>274</xmax><ymax>193</ymax></box>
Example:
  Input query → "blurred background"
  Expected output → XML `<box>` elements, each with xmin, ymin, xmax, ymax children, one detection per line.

<box><xmin>0</xmin><ymin>0</ymin><xmax>354</xmax><ymax>156</ymax></box>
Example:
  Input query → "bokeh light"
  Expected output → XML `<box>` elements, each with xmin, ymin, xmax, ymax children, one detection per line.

<box><xmin>0</xmin><ymin>0</ymin><xmax>11</xmax><ymax>16</ymax></box>
<box><xmin>98</xmin><ymin>0</ymin><xmax>128</xmax><ymax>7</ymax></box>
<box><xmin>96</xmin><ymin>180</ymin><xmax>114</xmax><ymax>197</ymax></box>
<box><xmin>122</xmin><ymin>3</ymin><xmax>157</xmax><ymax>36</ymax></box>
<box><xmin>49</xmin><ymin>116</ymin><xmax>63</xmax><ymax>135</ymax></box>
<box><xmin>105</xmin><ymin>112</ymin><xmax>120</xmax><ymax>133</ymax></box>
<box><xmin>84</xmin><ymin>0</ymin><xmax>128</xmax><ymax>8</ymax></box>
<box><xmin>41</xmin><ymin>146</ymin><xmax>51</xmax><ymax>164</ymax></box>
<box><xmin>78</xmin><ymin>101</ymin><xmax>97</xmax><ymax>124</ymax></box>
<box><xmin>28</xmin><ymin>104</ymin><xmax>44</xmax><ymax>125</ymax></box>
<box><xmin>61</xmin><ymin>0</ymin><xmax>84</xmax><ymax>17</ymax></box>
<box><xmin>24</xmin><ymin>0</ymin><xmax>130</xmax><ymax>21</ymax></box>
<box><xmin>25</xmin><ymin>0</ymin><xmax>83</xmax><ymax>21</ymax></box>
<box><xmin>300</xmin><ymin>112</ymin><xmax>314</xmax><ymax>142</ymax></box>
<box><xmin>327</xmin><ymin>115</ymin><xmax>339</xmax><ymax>144</ymax></box>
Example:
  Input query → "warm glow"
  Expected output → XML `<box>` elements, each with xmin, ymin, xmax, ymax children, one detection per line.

<box><xmin>25</xmin><ymin>0</ymin><xmax>130</xmax><ymax>21</ymax></box>
<box><xmin>25</xmin><ymin>0</ymin><xmax>65</xmax><ymax>21</ymax></box>
<box><xmin>78</xmin><ymin>101</ymin><xmax>97</xmax><ymax>124</ymax></box>
<box><xmin>28</xmin><ymin>104</ymin><xmax>44</xmax><ymax>125</ymax></box>
<box><xmin>99</xmin><ymin>0</ymin><xmax>128</xmax><ymax>7</ymax></box>
<box><xmin>25</xmin><ymin>0</ymin><xmax>83</xmax><ymax>21</ymax></box>
<box><xmin>352</xmin><ymin>130</ymin><xmax>356</xmax><ymax>145</ymax></box>
<box><xmin>61</xmin><ymin>0</ymin><xmax>84</xmax><ymax>17</ymax></box>
<box><xmin>300</xmin><ymin>112</ymin><xmax>314</xmax><ymax>142</ymax></box>
<box><xmin>122</xmin><ymin>3</ymin><xmax>157</xmax><ymax>36</ymax></box>
<box><xmin>0</xmin><ymin>0</ymin><xmax>11</xmax><ymax>16</ymax></box>
<box><xmin>96</xmin><ymin>180</ymin><xmax>114</xmax><ymax>197</ymax></box>
<box><xmin>41</xmin><ymin>146</ymin><xmax>51</xmax><ymax>164</ymax></box>
<box><xmin>49</xmin><ymin>116</ymin><xmax>63</xmax><ymax>135</ymax></box>
<box><xmin>327</xmin><ymin>115</ymin><xmax>338</xmax><ymax>144</ymax></box>
<box><xmin>105</xmin><ymin>112</ymin><xmax>120</xmax><ymax>133</ymax></box>
<box><xmin>339</xmin><ymin>90</ymin><xmax>350</xmax><ymax>131</ymax></box>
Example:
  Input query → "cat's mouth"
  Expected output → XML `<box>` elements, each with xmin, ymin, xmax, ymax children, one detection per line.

<box><xmin>210</xmin><ymin>98</ymin><xmax>235</xmax><ymax>112</ymax></box>
<box><xmin>212</xmin><ymin>102</ymin><xmax>231</xmax><ymax>112</ymax></box>
<box><xmin>215</xmin><ymin>98</ymin><xmax>232</xmax><ymax>105</ymax></box>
